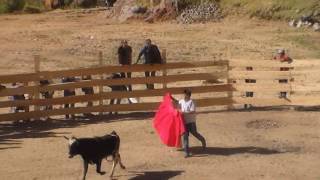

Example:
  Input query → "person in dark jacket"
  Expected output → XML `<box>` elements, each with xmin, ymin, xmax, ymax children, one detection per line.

<box><xmin>62</xmin><ymin>77</ymin><xmax>77</xmax><ymax>119</ymax></box>
<box><xmin>136</xmin><ymin>39</ymin><xmax>163</xmax><ymax>89</ymax></box>
<box><xmin>118</xmin><ymin>40</ymin><xmax>133</xmax><ymax>91</ymax></box>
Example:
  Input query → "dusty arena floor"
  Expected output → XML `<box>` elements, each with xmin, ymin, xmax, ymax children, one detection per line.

<box><xmin>0</xmin><ymin>110</ymin><xmax>320</xmax><ymax>180</ymax></box>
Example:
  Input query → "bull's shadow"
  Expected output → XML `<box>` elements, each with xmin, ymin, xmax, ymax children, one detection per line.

<box><xmin>128</xmin><ymin>170</ymin><xmax>184</xmax><ymax>180</ymax></box>
<box><xmin>190</xmin><ymin>146</ymin><xmax>284</xmax><ymax>157</ymax></box>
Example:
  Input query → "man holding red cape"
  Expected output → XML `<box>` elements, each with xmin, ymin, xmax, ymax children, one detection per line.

<box><xmin>153</xmin><ymin>90</ymin><xmax>206</xmax><ymax>158</ymax></box>
<box><xmin>153</xmin><ymin>93</ymin><xmax>185</xmax><ymax>148</ymax></box>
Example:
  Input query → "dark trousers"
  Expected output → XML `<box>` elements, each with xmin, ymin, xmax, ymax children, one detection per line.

<box><xmin>183</xmin><ymin>122</ymin><xmax>206</xmax><ymax>156</ymax></box>
<box><xmin>64</xmin><ymin>92</ymin><xmax>75</xmax><ymax>119</ymax></box>
<box><xmin>120</xmin><ymin>72</ymin><xmax>132</xmax><ymax>91</ymax></box>
<box><xmin>109</xmin><ymin>98</ymin><xmax>121</xmax><ymax>115</ymax></box>
<box><xmin>145</xmin><ymin>71</ymin><xmax>156</xmax><ymax>89</ymax></box>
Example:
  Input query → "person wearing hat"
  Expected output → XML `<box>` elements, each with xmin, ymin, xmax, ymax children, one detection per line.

<box><xmin>274</xmin><ymin>49</ymin><xmax>292</xmax><ymax>62</ymax></box>
<box><xmin>118</xmin><ymin>40</ymin><xmax>133</xmax><ymax>91</ymax></box>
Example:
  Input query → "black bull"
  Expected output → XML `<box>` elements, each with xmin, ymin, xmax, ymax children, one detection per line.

<box><xmin>64</xmin><ymin>131</ymin><xmax>125</xmax><ymax>180</ymax></box>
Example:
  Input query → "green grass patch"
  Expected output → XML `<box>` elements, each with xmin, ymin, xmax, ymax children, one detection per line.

<box><xmin>0</xmin><ymin>0</ymin><xmax>44</xmax><ymax>14</ymax></box>
<box><xmin>220</xmin><ymin>0</ymin><xmax>320</xmax><ymax>20</ymax></box>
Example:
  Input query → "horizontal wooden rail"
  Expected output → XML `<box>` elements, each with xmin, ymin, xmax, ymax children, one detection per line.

<box><xmin>229</xmin><ymin>71</ymin><xmax>291</xmax><ymax>80</ymax></box>
<box><xmin>0</xmin><ymin>72</ymin><xmax>226</xmax><ymax>97</ymax></box>
<box><xmin>0</xmin><ymin>61</ymin><xmax>228</xmax><ymax>84</ymax></box>
<box><xmin>0</xmin><ymin>97</ymin><xmax>233</xmax><ymax>121</ymax></box>
<box><xmin>0</xmin><ymin>84</ymin><xmax>232</xmax><ymax>108</ymax></box>
<box><xmin>233</xmin><ymin>84</ymin><xmax>291</xmax><ymax>92</ymax></box>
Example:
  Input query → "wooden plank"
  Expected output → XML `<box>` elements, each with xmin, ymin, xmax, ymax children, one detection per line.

<box><xmin>162</xmin><ymin>49</ymin><xmax>167</xmax><ymax>89</ymax></box>
<box><xmin>234</xmin><ymin>97</ymin><xmax>290</xmax><ymax>106</ymax></box>
<box><xmin>290</xmin><ymin>96</ymin><xmax>320</xmax><ymax>106</ymax></box>
<box><xmin>0</xmin><ymin>73</ymin><xmax>226</xmax><ymax>97</ymax></box>
<box><xmin>0</xmin><ymin>85</ymin><xmax>232</xmax><ymax>108</ymax></box>
<box><xmin>34</xmin><ymin>55</ymin><xmax>41</xmax><ymax>112</ymax></box>
<box><xmin>229</xmin><ymin>59</ymin><xmax>293</xmax><ymax>68</ymax></box>
<box><xmin>233</xmin><ymin>84</ymin><xmax>291</xmax><ymax>92</ymax></box>
<box><xmin>0</xmin><ymin>97</ymin><xmax>232</xmax><ymax>121</ymax></box>
<box><xmin>0</xmin><ymin>61</ymin><xmax>228</xmax><ymax>84</ymax></box>
<box><xmin>98</xmin><ymin>51</ymin><xmax>104</xmax><ymax>115</ymax></box>
<box><xmin>229</xmin><ymin>71</ymin><xmax>291</xmax><ymax>80</ymax></box>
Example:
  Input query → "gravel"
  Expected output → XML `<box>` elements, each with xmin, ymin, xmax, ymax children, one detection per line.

<box><xmin>177</xmin><ymin>2</ymin><xmax>222</xmax><ymax>24</ymax></box>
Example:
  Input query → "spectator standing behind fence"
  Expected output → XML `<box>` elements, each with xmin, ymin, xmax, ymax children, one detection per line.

<box><xmin>81</xmin><ymin>75</ymin><xmax>94</xmax><ymax>117</ymax></box>
<box><xmin>118</xmin><ymin>40</ymin><xmax>133</xmax><ymax>91</ymax></box>
<box><xmin>136</xmin><ymin>39</ymin><xmax>163</xmax><ymax>90</ymax></box>
<box><xmin>62</xmin><ymin>77</ymin><xmax>76</xmax><ymax>119</ymax></box>
<box><xmin>10</xmin><ymin>83</ymin><xmax>27</xmax><ymax>113</ymax></box>
<box><xmin>40</xmin><ymin>80</ymin><xmax>54</xmax><ymax>111</ymax></box>
<box><xmin>108</xmin><ymin>73</ymin><xmax>129</xmax><ymax>115</ymax></box>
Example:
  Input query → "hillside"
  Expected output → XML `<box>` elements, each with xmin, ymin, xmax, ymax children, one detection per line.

<box><xmin>220</xmin><ymin>0</ymin><xmax>320</xmax><ymax>20</ymax></box>
<box><xmin>1</xmin><ymin>0</ymin><xmax>320</xmax><ymax>22</ymax></box>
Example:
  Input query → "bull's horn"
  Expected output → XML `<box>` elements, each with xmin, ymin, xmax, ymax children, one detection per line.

<box><xmin>63</xmin><ymin>136</ymin><xmax>69</xmax><ymax>140</ymax></box>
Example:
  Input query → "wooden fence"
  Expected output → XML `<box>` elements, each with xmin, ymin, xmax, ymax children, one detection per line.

<box><xmin>229</xmin><ymin>59</ymin><xmax>320</xmax><ymax>107</ymax></box>
<box><xmin>0</xmin><ymin>54</ymin><xmax>231</xmax><ymax>121</ymax></box>
<box><xmin>1</xmin><ymin>55</ymin><xmax>320</xmax><ymax>122</ymax></box>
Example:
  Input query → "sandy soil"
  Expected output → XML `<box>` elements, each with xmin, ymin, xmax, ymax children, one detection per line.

<box><xmin>1</xmin><ymin>8</ymin><xmax>320</xmax><ymax>180</ymax></box>
<box><xmin>0</xmin><ymin>110</ymin><xmax>320</xmax><ymax>180</ymax></box>
<box><xmin>0</xmin><ymin>9</ymin><xmax>319</xmax><ymax>75</ymax></box>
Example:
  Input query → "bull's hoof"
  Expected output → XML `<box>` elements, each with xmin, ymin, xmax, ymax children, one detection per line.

<box><xmin>120</xmin><ymin>165</ymin><xmax>126</xmax><ymax>169</ymax></box>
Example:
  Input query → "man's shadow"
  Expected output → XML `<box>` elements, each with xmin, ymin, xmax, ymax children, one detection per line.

<box><xmin>189</xmin><ymin>146</ymin><xmax>288</xmax><ymax>157</ymax></box>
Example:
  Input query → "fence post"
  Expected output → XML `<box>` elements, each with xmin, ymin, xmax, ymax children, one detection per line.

<box><xmin>34</xmin><ymin>55</ymin><xmax>41</xmax><ymax>113</ymax></box>
<box><xmin>162</xmin><ymin>49</ymin><xmax>167</xmax><ymax>89</ymax></box>
<box><xmin>98</xmin><ymin>51</ymin><xmax>104</xmax><ymax>115</ymax></box>
<box><xmin>226</xmin><ymin>61</ymin><xmax>234</xmax><ymax>110</ymax></box>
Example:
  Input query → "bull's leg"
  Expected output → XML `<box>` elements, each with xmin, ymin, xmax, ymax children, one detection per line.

<box><xmin>96</xmin><ymin>159</ymin><xmax>106</xmax><ymax>175</ymax></box>
<box><xmin>117</xmin><ymin>153</ymin><xmax>126</xmax><ymax>169</ymax></box>
<box><xmin>82</xmin><ymin>160</ymin><xmax>89</xmax><ymax>180</ymax></box>
<box><xmin>109</xmin><ymin>155</ymin><xmax>119</xmax><ymax>177</ymax></box>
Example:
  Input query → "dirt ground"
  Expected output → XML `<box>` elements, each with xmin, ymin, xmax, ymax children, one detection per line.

<box><xmin>0</xmin><ymin>9</ymin><xmax>320</xmax><ymax>75</ymax></box>
<box><xmin>1</xmin><ymin>8</ymin><xmax>320</xmax><ymax>180</ymax></box>
<box><xmin>0</xmin><ymin>110</ymin><xmax>319</xmax><ymax>180</ymax></box>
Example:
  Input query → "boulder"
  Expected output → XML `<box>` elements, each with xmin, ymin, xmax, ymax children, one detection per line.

<box><xmin>313</xmin><ymin>23</ymin><xmax>320</xmax><ymax>32</ymax></box>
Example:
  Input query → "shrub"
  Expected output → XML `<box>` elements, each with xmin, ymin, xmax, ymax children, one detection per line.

<box><xmin>6</xmin><ymin>0</ymin><xmax>26</xmax><ymax>12</ymax></box>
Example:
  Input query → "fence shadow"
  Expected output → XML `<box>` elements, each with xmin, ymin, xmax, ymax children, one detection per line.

<box><xmin>0</xmin><ymin>112</ymin><xmax>154</xmax><ymax>150</ymax></box>
<box><xmin>128</xmin><ymin>170</ymin><xmax>184</xmax><ymax>180</ymax></box>
<box><xmin>190</xmin><ymin>146</ymin><xmax>284</xmax><ymax>157</ymax></box>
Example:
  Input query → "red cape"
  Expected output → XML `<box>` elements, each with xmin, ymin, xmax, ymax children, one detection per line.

<box><xmin>153</xmin><ymin>93</ymin><xmax>185</xmax><ymax>147</ymax></box>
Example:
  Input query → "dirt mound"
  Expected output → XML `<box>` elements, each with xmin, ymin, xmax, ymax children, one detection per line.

<box><xmin>246</xmin><ymin>119</ymin><xmax>281</xmax><ymax>129</ymax></box>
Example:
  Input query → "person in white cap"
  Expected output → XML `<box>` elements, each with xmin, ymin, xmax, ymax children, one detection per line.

<box><xmin>274</xmin><ymin>49</ymin><xmax>292</xmax><ymax>62</ymax></box>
